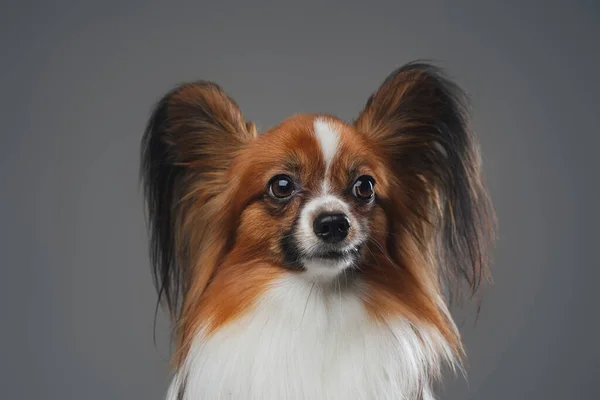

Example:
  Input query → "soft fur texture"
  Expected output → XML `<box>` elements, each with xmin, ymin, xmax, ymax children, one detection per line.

<box><xmin>166</xmin><ymin>275</ymin><xmax>455</xmax><ymax>400</ymax></box>
<box><xmin>141</xmin><ymin>61</ymin><xmax>495</xmax><ymax>399</ymax></box>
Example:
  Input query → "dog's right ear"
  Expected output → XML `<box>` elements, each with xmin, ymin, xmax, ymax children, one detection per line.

<box><xmin>141</xmin><ymin>82</ymin><xmax>255</xmax><ymax>321</ymax></box>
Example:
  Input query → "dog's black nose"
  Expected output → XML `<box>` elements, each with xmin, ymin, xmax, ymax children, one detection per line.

<box><xmin>313</xmin><ymin>213</ymin><xmax>350</xmax><ymax>243</ymax></box>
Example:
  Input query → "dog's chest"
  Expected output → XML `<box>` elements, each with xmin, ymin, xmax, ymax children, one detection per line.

<box><xmin>171</xmin><ymin>277</ymin><xmax>441</xmax><ymax>400</ymax></box>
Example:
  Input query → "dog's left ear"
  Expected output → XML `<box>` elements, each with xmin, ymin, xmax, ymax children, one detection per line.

<box><xmin>354</xmin><ymin>62</ymin><xmax>496</xmax><ymax>298</ymax></box>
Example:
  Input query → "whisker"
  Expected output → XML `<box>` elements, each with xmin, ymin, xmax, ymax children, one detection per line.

<box><xmin>299</xmin><ymin>282</ymin><xmax>316</xmax><ymax>328</ymax></box>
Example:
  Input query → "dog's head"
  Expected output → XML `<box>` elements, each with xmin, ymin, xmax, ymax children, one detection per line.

<box><xmin>141</xmin><ymin>62</ymin><xmax>495</xmax><ymax>364</ymax></box>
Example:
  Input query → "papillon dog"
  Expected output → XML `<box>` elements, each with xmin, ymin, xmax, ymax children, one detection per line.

<box><xmin>141</xmin><ymin>61</ymin><xmax>495</xmax><ymax>400</ymax></box>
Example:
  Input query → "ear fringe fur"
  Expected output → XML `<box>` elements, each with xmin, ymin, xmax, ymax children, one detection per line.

<box><xmin>140</xmin><ymin>82</ymin><xmax>252</xmax><ymax>325</ymax></box>
<box><xmin>355</xmin><ymin>61</ymin><xmax>496</xmax><ymax>302</ymax></box>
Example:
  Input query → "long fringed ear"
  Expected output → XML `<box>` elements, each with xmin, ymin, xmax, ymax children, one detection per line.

<box><xmin>141</xmin><ymin>82</ymin><xmax>255</xmax><ymax>323</ymax></box>
<box><xmin>355</xmin><ymin>62</ymin><xmax>496</xmax><ymax>300</ymax></box>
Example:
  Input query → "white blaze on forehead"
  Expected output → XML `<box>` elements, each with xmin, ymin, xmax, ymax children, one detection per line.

<box><xmin>313</xmin><ymin>118</ymin><xmax>340</xmax><ymax>172</ymax></box>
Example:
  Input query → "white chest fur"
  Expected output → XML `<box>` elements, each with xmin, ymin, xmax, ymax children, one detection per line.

<box><xmin>167</xmin><ymin>276</ymin><xmax>455</xmax><ymax>400</ymax></box>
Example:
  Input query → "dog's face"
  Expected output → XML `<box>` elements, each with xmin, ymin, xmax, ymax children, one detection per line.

<box><xmin>230</xmin><ymin>115</ymin><xmax>389</xmax><ymax>281</ymax></box>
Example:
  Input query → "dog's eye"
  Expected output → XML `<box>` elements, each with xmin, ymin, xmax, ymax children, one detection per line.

<box><xmin>268</xmin><ymin>175</ymin><xmax>296</xmax><ymax>199</ymax></box>
<box><xmin>352</xmin><ymin>175</ymin><xmax>375</xmax><ymax>201</ymax></box>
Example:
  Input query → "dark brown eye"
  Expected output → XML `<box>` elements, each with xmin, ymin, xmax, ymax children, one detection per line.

<box><xmin>268</xmin><ymin>175</ymin><xmax>296</xmax><ymax>199</ymax></box>
<box><xmin>352</xmin><ymin>175</ymin><xmax>375</xmax><ymax>201</ymax></box>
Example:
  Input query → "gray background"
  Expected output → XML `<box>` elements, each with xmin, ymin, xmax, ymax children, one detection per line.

<box><xmin>2</xmin><ymin>1</ymin><xmax>598</xmax><ymax>399</ymax></box>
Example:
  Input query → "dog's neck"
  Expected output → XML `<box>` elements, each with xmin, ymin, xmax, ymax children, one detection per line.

<box><xmin>167</xmin><ymin>274</ymin><xmax>455</xmax><ymax>400</ymax></box>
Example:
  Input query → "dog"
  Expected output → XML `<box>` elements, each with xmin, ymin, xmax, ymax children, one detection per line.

<box><xmin>141</xmin><ymin>61</ymin><xmax>495</xmax><ymax>399</ymax></box>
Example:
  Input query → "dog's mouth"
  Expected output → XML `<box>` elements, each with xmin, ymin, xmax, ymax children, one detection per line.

<box><xmin>280</xmin><ymin>224</ymin><xmax>366</xmax><ymax>273</ymax></box>
<box><xmin>308</xmin><ymin>246</ymin><xmax>361</xmax><ymax>261</ymax></box>
<box><xmin>281</xmin><ymin>231</ymin><xmax>363</xmax><ymax>270</ymax></box>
